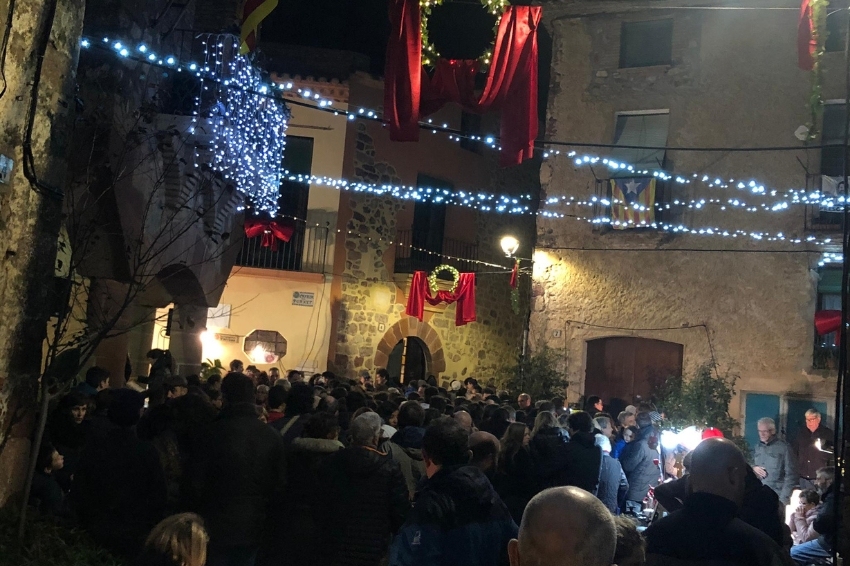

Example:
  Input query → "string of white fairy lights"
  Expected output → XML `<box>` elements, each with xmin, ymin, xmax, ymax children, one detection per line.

<box><xmin>80</xmin><ymin>35</ymin><xmax>847</xmax><ymax>256</ymax></box>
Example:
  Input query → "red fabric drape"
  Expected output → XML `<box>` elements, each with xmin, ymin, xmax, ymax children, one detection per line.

<box><xmin>385</xmin><ymin>0</ymin><xmax>541</xmax><ymax>166</ymax></box>
<box><xmin>815</xmin><ymin>309</ymin><xmax>842</xmax><ymax>345</ymax></box>
<box><xmin>798</xmin><ymin>0</ymin><xmax>815</xmax><ymax>71</ymax></box>
<box><xmin>244</xmin><ymin>218</ymin><xmax>295</xmax><ymax>251</ymax></box>
<box><xmin>405</xmin><ymin>270</ymin><xmax>476</xmax><ymax>326</ymax></box>
<box><xmin>510</xmin><ymin>260</ymin><xmax>518</xmax><ymax>289</ymax></box>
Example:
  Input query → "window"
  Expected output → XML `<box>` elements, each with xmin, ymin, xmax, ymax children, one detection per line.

<box><xmin>814</xmin><ymin>267</ymin><xmax>841</xmax><ymax>369</ymax></box>
<box><xmin>610</xmin><ymin>111</ymin><xmax>670</xmax><ymax>172</ymax></box>
<box><xmin>278</xmin><ymin>136</ymin><xmax>314</xmax><ymax>220</ymax></box>
<box><xmin>619</xmin><ymin>20</ymin><xmax>673</xmax><ymax>68</ymax></box>
<box><xmin>411</xmin><ymin>174</ymin><xmax>448</xmax><ymax>271</ymax></box>
<box><xmin>244</xmin><ymin>329</ymin><xmax>287</xmax><ymax>364</ymax></box>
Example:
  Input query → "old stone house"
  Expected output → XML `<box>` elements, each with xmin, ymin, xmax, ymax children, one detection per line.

<box><xmin>535</xmin><ymin>0</ymin><xmax>844</xmax><ymax>446</ymax></box>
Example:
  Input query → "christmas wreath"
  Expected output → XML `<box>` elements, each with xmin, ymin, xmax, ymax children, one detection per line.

<box><xmin>428</xmin><ymin>264</ymin><xmax>460</xmax><ymax>294</ymax></box>
<box><xmin>419</xmin><ymin>0</ymin><xmax>510</xmax><ymax>68</ymax></box>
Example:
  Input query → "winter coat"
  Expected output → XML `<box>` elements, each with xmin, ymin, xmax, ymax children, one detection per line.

<box><xmin>385</xmin><ymin>426</ymin><xmax>427</xmax><ymax>497</ymax></box>
<box><xmin>788</xmin><ymin>506</ymin><xmax>819</xmax><ymax>545</ymax></box>
<box><xmin>272</xmin><ymin>413</ymin><xmax>309</xmax><ymax>445</ymax></box>
<box><xmin>814</xmin><ymin>484</ymin><xmax>837</xmax><ymax>551</ymax></box>
<box><xmin>754</xmin><ymin>437</ymin><xmax>797</xmax><ymax>504</ymax></box>
<box><xmin>493</xmin><ymin>447</ymin><xmax>540</xmax><ymax>524</ymax></box>
<box><xmin>619</xmin><ymin>425</ymin><xmax>660</xmax><ymax>501</ymax></box>
<box><xmin>29</xmin><ymin>471</ymin><xmax>68</xmax><ymax>518</ymax></box>
<box><xmin>597</xmin><ymin>452</ymin><xmax>629</xmax><ymax>513</ymax></box>
<box><xmin>184</xmin><ymin>402</ymin><xmax>287</xmax><ymax>550</ymax></box>
<box><xmin>529</xmin><ymin>426</ymin><xmax>571</xmax><ymax>488</ymax></box>
<box><xmin>389</xmin><ymin>465</ymin><xmax>518</xmax><ymax>566</ymax></box>
<box><xmin>645</xmin><ymin>492</ymin><xmax>795</xmax><ymax>566</ymax></box>
<box><xmin>562</xmin><ymin>431</ymin><xmax>603</xmax><ymax>494</ymax></box>
<box><xmin>71</xmin><ymin>426</ymin><xmax>167</xmax><ymax>558</ymax></box>
<box><xmin>316</xmin><ymin>445</ymin><xmax>410</xmax><ymax>566</ymax></box>
<box><xmin>611</xmin><ymin>437</ymin><xmax>627</xmax><ymax>459</ymax></box>
<box><xmin>793</xmin><ymin>424</ymin><xmax>833</xmax><ymax>480</ymax></box>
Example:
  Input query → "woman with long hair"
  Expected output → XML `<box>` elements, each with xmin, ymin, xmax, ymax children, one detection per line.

<box><xmin>493</xmin><ymin>423</ymin><xmax>539</xmax><ymax>524</ymax></box>
<box><xmin>135</xmin><ymin>513</ymin><xmax>208</xmax><ymax>566</ymax></box>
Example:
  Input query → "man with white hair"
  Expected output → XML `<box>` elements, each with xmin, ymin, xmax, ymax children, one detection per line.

<box><xmin>753</xmin><ymin>416</ymin><xmax>797</xmax><ymax>504</ymax></box>
<box><xmin>794</xmin><ymin>409</ymin><xmax>833</xmax><ymax>490</ymax></box>
<box><xmin>318</xmin><ymin>412</ymin><xmax>410</xmax><ymax>565</ymax></box>
<box><xmin>508</xmin><ymin>486</ymin><xmax>618</xmax><ymax>566</ymax></box>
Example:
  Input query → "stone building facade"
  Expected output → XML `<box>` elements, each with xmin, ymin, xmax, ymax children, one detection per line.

<box><xmin>535</xmin><ymin>0</ymin><xmax>843</xmax><ymax>444</ymax></box>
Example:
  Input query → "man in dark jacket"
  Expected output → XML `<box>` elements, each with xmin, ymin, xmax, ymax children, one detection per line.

<box><xmin>794</xmin><ymin>409</ymin><xmax>833</xmax><ymax>490</ymax></box>
<box><xmin>385</xmin><ymin>400</ymin><xmax>427</xmax><ymax>497</ymax></box>
<box><xmin>71</xmin><ymin>389</ymin><xmax>166</xmax><ymax>559</ymax></box>
<box><xmin>185</xmin><ymin>372</ymin><xmax>286</xmax><ymax>566</ymax></box>
<box><xmin>619</xmin><ymin>412</ymin><xmax>660</xmax><ymax>512</ymax></box>
<box><xmin>563</xmin><ymin>411</ymin><xmax>603</xmax><ymax>494</ymax></box>
<box><xmin>318</xmin><ymin>412</ymin><xmax>410</xmax><ymax>566</ymax></box>
<box><xmin>389</xmin><ymin>417</ymin><xmax>518</xmax><ymax>566</ymax></box>
<box><xmin>791</xmin><ymin>467</ymin><xmax>837</xmax><ymax>565</ymax></box>
<box><xmin>644</xmin><ymin>438</ymin><xmax>794</xmax><ymax>566</ymax></box>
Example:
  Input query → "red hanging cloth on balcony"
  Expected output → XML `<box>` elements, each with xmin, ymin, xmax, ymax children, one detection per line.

<box><xmin>384</xmin><ymin>0</ymin><xmax>541</xmax><ymax>166</ymax></box>
<box><xmin>405</xmin><ymin>270</ymin><xmax>476</xmax><ymax>326</ymax></box>
<box><xmin>244</xmin><ymin>218</ymin><xmax>295</xmax><ymax>251</ymax></box>
<box><xmin>814</xmin><ymin>309</ymin><xmax>842</xmax><ymax>345</ymax></box>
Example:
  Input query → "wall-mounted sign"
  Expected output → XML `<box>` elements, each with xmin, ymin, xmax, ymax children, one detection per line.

<box><xmin>292</xmin><ymin>291</ymin><xmax>315</xmax><ymax>307</ymax></box>
<box><xmin>215</xmin><ymin>333</ymin><xmax>240</xmax><ymax>343</ymax></box>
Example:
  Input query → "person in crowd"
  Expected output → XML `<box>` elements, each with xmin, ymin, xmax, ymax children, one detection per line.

<box><xmin>561</xmin><ymin>411</ymin><xmax>603</xmax><ymax>494</ymax></box>
<box><xmin>317</xmin><ymin>413</ymin><xmax>409</xmax><ymax>566</ymax></box>
<box><xmin>619</xmin><ymin>412</ymin><xmax>659</xmax><ymax>513</ymax></box>
<box><xmin>88</xmin><ymin>388</ymin><xmax>115</xmax><ymax>440</ymax></box>
<box><xmin>29</xmin><ymin>441</ymin><xmax>68</xmax><ymax>517</ymax></box>
<box><xmin>286</xmin><ymin>369</ymin><xmax>304</xmax><ymax>383</ymax></box>
<box><xmin>207</xmin><ymin>389</ymin><xmax>222</xmax><ymax>411</ymax></box>
<box><xmin>72</xmin><ymin>389</ymin><xmax>167</xmax><ymax>559</ymax></box>
<box><xmin>375</xmin><ymin>368</ymin><xmax>390</xmax><ymax>391</ymax></box>
<box><xmin>794</xmin><ymin>409</ymin><xmax>833</xmax><ymax>490</ymax></box>
<box><xmin>507</xmin><ymin>486</ymin><xmax>617</xmax><ymax>566</ymax></box>
<box><xmin>359</xmin><ymin>369</ymin><xmax>373</xmax><ymax>389</ymax></box>
<box><xmin>481</xmin><ymin>406</ymin><xmax>512</xmax><ymax>440</ymax></box>
<box><xmin>584</xmin><ymin>395</ymin><xmax>604</xmax><ymax>414</ymax></box>
<box><xmin>390</xmin><ymin>417</ymin><xmax>517</xmax><ymax>566</ymax></box>
<box><xmin>653</xmin><ymin>452</ymin><xmax>692</xmax><ymax>513</ymax></box>
<box><xmin>788</xmin><ymin>489</ymin><xmax>821</xmax><ymax>545</ymax></box>
<box><xmin>184</xmin><ymin>372</ymin><xmax>286</xmax><ymax>566</ymax></box>
<box><xmin>595</xmin><ymin>433</ymin><xmax>628</xmax><ymax>514</ymax></box>
<box><xmin>274</xmin><ymin>381</ymin><xmax>314</xmax><ymax>443</ymax></box>
<box><xmin>453</xmin><ymin>409</ymin><xmax>474</xmax><ymax>433</ymax></box>
<box><xmin>385</xmin><ymin>400</ymin><xmax>427</xmax><ymax>498</ymax></box>
<box><xmin>611</xmin><ymin>417</ymin><xmax>633</xmax><ymax>459</ymax></box>
<box><xmin>76</xmin><ymin>366</ymin><xmax>110</xmax><ymax>397</ymax></box>
<box><xmin>165</xmin><ymin>375</ymin><xmax>189</xmax><ymax>400</ymax></box>
<box><xmin>529</xmin><ymin>411</ymin><xmax>571</xmax><ymax>489</ymax></box>
<box><xmin>148</xmin><ymin>350</ymin><xmax>174</xmax><ymax>392</ymax></box>
<box><xmin>255</xmin><ymin>384</ymin><xmax>269</xmax><ymax>406</ymax></box>
<box><xmin>493</xmin><ymin>423</ymin><xmax>539</xmax><ymax>525</ymax></box>
<box><xmin>265</xmin><ymin>386</ymin><xmax>287</xmax><ymax>425</ymax></box>
<box><xmin>613</xmin><ymin>516</ymin><xmax>645</xmax><ymax>566</ymax></box>
<box><xmin>753</xmin><ymin>416</ymin><xmax>797</xmax><ymax>504</ymax></box>
<box><xmin>469</xmin><ymin>430</ymin><xmax>500</xmax><ymax>479</ymax></box>
<box><xmin>594</xmin><ymin>415</ymin><xmax>616</xmax><ymax>441</ymax></box>
<box><xmin>48</xmin><ymin>390</ymin><xmax>90</xmax><ymax>491</ymax></box>
<box><xmin>618</xmin><ymin>410</ymin><xmax>636</xmax><ymax>428</ymax></box>
<box><xmin>790</xmin><ymin>467</ymin><xmax>837</xmax><ymax>565</ymax></box>
<box><xmin>644</xmin><ymin>438</ymin><xmax>793</xmax><ymax>566</ymax></box>
<box><xmin>268</xmin><ymin>367</ymin><xmax>280</xmax><ymax>386</ymax></box>
<box><xmin>135</xmin><ymin>513</ymin><xmax>209</xmax><ymax>566</ymax></box>
<box><xmin>229</xmin><ymin>360</ymin><xmax>244</xmax><ymax>373</ymax></box>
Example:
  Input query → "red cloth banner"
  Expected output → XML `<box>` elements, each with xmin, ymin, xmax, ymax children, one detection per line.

<box><xmin>510</xmin><ymin>260</ymin><xmax>518</xmax><ymax>289</ymax></box>
<box><xmin>384</xmin><ymin>0</ymin><xmax>541</xmax><ymax>166</ymax></box>
<box><xmin>405</xmin><ymin>270</ymin><xmax>476</xmax><ymax>326</ymax></box>
<box><xmin>798</xmin><ymin>0</ymin><xmax>815</xmax><ymax>71</ymax></box>
<box><xmin>240</xmin><ymin>0</ymin><xmax>279</xmax><ymax>54</ymax></box>
<box><xmin>244</xmin><ymin>218</ymin><xmax>295</xmax><ymax>251</ymax></box>
<box><xmin>815</xmin><ymin>309</ymin><xmax>842</xmax><ymax>344</ymax></box>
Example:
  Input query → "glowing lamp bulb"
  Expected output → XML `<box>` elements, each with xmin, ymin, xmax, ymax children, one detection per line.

<box><xmin>500</xmin><ymin>235</ymin><xmax>519</xmax><ymax>257</ymax></box>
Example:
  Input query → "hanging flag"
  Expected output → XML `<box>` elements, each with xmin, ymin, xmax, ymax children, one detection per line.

<box><xmin>239</xmin><ymin>0</ymin><xmax>279</xmax><ymax>55</ymax></box>
<box><xmin>610</xmin><ymin>178</ymin><xmax>657</xmax><ymax>229</ymax></box>
<box><xmin>798</xmin><ymin>0</ymin><xmax>815</xmax><ymax>71</ymax></box>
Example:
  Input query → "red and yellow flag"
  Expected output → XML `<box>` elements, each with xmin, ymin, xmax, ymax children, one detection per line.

<box><xmin>610</xmin><ymin>178</ymin><xmax>657</xmax><ymax>229</ymax></box>
<box><xmin>240</xmin><ymin>0</ymin><xmax>279</xmax><ymax>55</ymax></box>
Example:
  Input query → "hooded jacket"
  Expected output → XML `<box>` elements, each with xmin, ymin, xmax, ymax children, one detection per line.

<box><xmin>385</xmin><ymin>426</ymin><xmax>427</xmax><ymax>497</ymax></box>
<box><xmin>317</xmin><ymin>445</ymin><xmax>410</xmax><ymax>566</ymax></box>
<box><xmin>389</xmin><ymin>465</ymin><xmax>518</xmax><ymax>566</ymax></box>
<box><xmin>620</xmin><ymin>425</ymin><xmax>660</xmax><ymax>501</ymax></box>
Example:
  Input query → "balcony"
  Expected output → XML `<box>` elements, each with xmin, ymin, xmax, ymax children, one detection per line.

<box><xmin>805</xmin><ymin>175</ymin><xmax>845</xmax><ymax>233</ymax></box>
<box><xmin>236</xmin><ymin>225</ymin><xmax>328</xmax><ymax>273</ymax></box>
<box><xmin>813</xmin><ymin>343</ymin><xmax>839</xmax><ymax>371</ymax></box>
<box><xmin>394</xmin><ymin>230</ymin><xmax>479</xmax><ymax>274</ymax></box>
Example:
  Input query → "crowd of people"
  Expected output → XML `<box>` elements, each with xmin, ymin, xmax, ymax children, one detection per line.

<box><xmin>29</xmin><ymin>359</ymin><xmax>839</xmax><ymax>566</ymax></box>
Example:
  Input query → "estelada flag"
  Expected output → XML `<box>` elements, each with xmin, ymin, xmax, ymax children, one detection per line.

<box><xmin>240</xmin><ymin>0</ymin><xmax>279</xmax><ymax>55</ymax></box>
<box><xmin>610</xmin><ymin>178</ymin><xmax>657</xmax><ymax>229</ymax></box>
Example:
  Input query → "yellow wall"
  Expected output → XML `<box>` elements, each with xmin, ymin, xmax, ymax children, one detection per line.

<box><xmin>210</xmin><ymin>268</ymin><xmax>332</xmax><ymax>374</ymax></box>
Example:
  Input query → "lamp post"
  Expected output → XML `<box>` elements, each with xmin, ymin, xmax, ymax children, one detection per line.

<box><xmin>501</xmin><ymin>235</ymin><xmax>520</xmax><ymax>257</ymax></box>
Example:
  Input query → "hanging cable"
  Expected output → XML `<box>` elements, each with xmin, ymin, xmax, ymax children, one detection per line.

<box><xmin>0</xmin><ymin>0</ymin><xmax>16</xmax><ymax>100</ymax></box>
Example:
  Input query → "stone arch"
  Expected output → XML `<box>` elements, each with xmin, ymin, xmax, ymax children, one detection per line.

<box><xmin>375</xmin><ymin>317</ymin><xmax>446</xmax><ymax>374</ymax></box>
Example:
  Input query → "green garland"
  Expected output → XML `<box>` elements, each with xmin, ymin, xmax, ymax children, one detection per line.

<box><xmin>807</xmin><ymin>0</ymin><xmax>829</xmax><ymax>139</ymax></box>
<box><xmin>419</xmin><ymin>0</ymin><xmax>509</xmax><ymax>69</ymax></box>
<box><xmin>429</xmin><ymin>264</ymin><xmax>460</xmax><ymax>294</ymax></box>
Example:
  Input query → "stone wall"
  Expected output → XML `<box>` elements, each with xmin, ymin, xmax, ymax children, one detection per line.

<box><xmin>331</xmin><ymin>123</ymin><xmax>536</xmax><ymax>382</ymax></box>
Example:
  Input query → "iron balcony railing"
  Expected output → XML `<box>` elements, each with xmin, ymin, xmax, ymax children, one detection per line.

<box><xmin>236</xmin><ymin>225</ymin><xmax>328</xmax><ymax>273</ymax></box>
<box><xmin>394</xmin><ymin>229</ymin><xmax>479</xmax><ymax>274</ymax></box>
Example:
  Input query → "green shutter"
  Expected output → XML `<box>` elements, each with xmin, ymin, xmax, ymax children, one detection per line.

<box><xmin>819</xmin><ymin>269</ymin><xmax>843</xmax><ymax>294</ymax></box>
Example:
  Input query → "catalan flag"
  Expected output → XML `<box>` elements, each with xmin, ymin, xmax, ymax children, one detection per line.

<box><xmin>610</xmin><ymin>178</ymin><xmax>656</xmax><ymax>229</ymax></box>
<box><xmin>239</xmin><ymin>0</ymin><xmax>279</xmax><ymax>55</ymax></box>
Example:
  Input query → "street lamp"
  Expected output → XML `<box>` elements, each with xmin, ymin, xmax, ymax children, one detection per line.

<box><xmin>500</xmin><ymin>235</ymin><xmax>519</xmax><ymax>257</ymax></box>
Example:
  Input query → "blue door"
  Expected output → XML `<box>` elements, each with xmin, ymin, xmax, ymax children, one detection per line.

<box><xmin>786</xmin><ymin>398</ymin><xmax>829</xmax><ymax>446</ymax></box>
<box><xmin>744</xmin><ymin>393</ymin><xmax>780</xmax><ymax>456</ymax></box>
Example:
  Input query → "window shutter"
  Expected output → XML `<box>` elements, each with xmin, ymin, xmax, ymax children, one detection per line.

<box><xmin>610</xmin><ymin>113</ymin><xmax>670</xmax><ymax>173</ymax></box>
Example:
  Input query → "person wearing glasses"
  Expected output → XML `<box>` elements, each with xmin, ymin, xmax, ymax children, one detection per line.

<box><xmin>793</xmin><ymin>409</ymin><xmax>833</xmax><ymax>490</ymax></box>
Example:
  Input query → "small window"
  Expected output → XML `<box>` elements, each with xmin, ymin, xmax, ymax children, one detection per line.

<box><xmin>619</xmin><ymin>20</ymin><xmax>673</xmax><ymax>68</ymax></box>
<box><xmin>610</xmin><ymin>112</ymin><xmax>670</xmax><ymax>172</ymax></box>
<box><xmin>244</xmin><ymin>330</ymin><xmax>287</xmax><ymax>364</ymax></box>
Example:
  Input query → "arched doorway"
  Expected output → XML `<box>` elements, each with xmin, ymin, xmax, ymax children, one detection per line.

<box><xmin>585</xmin><ymin>337</ymin><xmax>683</xmax><ymax>410</ymax></box>
<box><xmin>387</xmin><ymin>337</ymin><xmax>429</xmax><ymax>385</ymax></box>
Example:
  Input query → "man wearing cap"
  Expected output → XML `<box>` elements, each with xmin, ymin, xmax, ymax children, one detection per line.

<box><xmin>164</xmin><ymin>375</ymin><xmax>188</xmax><ymax>400</ymax></box>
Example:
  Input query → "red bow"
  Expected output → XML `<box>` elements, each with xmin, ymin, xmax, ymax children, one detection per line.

<box><xmin>815</xmin><ymin>310</ymin><xmax>842</xmax><ymax>344</ymax></box>
<box><xmin>244</xmin><ymin>218</ymin><xmax>295</xmax><ymax>251</ymax></box>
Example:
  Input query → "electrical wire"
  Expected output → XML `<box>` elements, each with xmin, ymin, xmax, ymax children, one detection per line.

<box><xmin>0</xmin><ymin>0</ymin><xmax>15</xmax><ymax>100</ymax></box>
<box><xmin>537</xmin><ymin>245</ymin><xmax>827</xmax><ymax>254</ymax></box>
